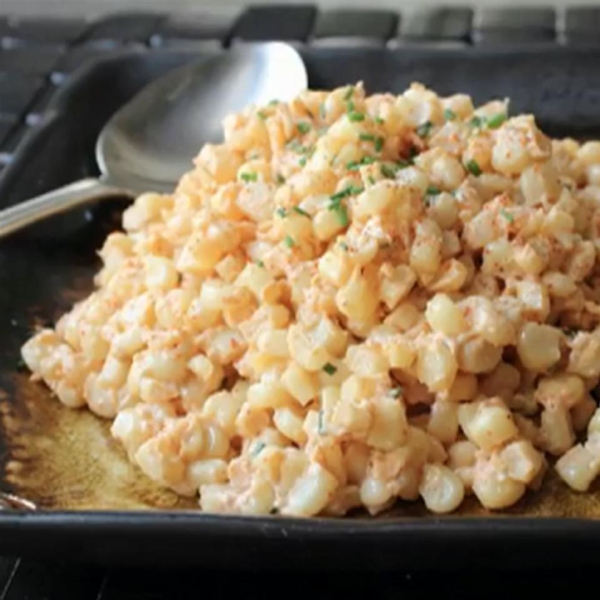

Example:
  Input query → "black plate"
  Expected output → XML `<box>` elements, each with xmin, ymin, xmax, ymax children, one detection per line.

<box><xmin>2</xmin><ymin>46</ymin><xmax>600</xmax><ymax>569</ymax></box>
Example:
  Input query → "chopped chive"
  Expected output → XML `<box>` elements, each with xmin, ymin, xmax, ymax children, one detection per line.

<box><xmin>381</xmin><ymin>164</ymin><xmax>397</xmax><ymax>179</ymax></box>
<box><xmin>340</xmin><ymin>242</ymin><xmax>349</xmax><ymax>251</ymax></box>
<box><xmin>396</xmin><ymin>159</ymin><xmax>412</xmax><ymax>169</ymax></box>
<box><xmin>269</xmin><ymin>99</ymin><xmax>279</xmax><ymax>106</ymax></box>
<box><xmin>297</xmin><ymin>122</ymin><xmax>311</xmax><ymax>135</ymax></box>
<box><xmin>277</xmin><ymin>174</ymin><xmax>285</xmax><ymax>184</ymax></box>
<box><xmin>330</xmin><ymin>203</ymin><xmax>349</xmax><ymax>227</ymax></box>
<box><xmin>287</xmin><ymin>139</ymin><xmax>309</xmax><ymax>154</ymax></box>
<box><xmin>487</xmin><ymin>113</ymin><xmax>507</xmax><ymax>129</ymax></box>
<box><xmin>240</xmin><ymin>172</ymin><xmax>258</xmax><ymax>182</ymax></box>
<box><xmin>330</xmin><ymin>185</ymin><xmax>363</xmax><ymax>201</ymax></box>
<box><xmin>359</xmin><ymin>133</ymin><xmax>376</xmax><ymax>142</ymax></box>
<box><xmin>284</xmin><ymin>235</ymin><xmax>295</xmax><ymax>248</ymax></box>
<box><xmin>346</xmin><ymin>156</ymin><xmax>375</xmax><ymax>170</ymax></box>
<box><xmin>426</xmin><ymin>185</ymin><xmax>441</xmax><ymax>196</ymax></box>
<box><xmin>276</xmin><ymin>207</ymin><xmax>287</xmax><ymax>218</ymax></box>
<box><xmin>251</xmin><ymin>441</ymin><xmax>266</xmax><ymax>457</ymax></box>
<box><xmin>344</xmin><ymin>86</ymin><xmax>354</xmax><ymax>101</ymax></box>
<box><xmin>323</xmin><ymin>362</ymin><xmax>337</xmax><ymax>375</ymax></box>
<box><xmin>368</xmin><ymin>175</ymin><xmax>376</xmax><ymax>185</ymax></box>
<box><xmin>318</xmin><ymin>409</ymin><xmax>326</xmax><ymax>434</ymax></box>
<box><xmin>390</xmin><ymin>386</ymin><xmax>404</xmax><ymax>398</ymax></box>
<box><xmin>500</xmin><ymin>208</ymin><xmax>514</xmax><ymax>223</ymax></box>
<box><xmin>443</xmin><ymin>108</ymin><xmax>457</xmax><ymax>121</ymax></box>
<box><xmin>416</xmin><ymin>121</ymin><xmax>433</xmax><ymax>138</ymax></box>
<box><xmin>319</xmin><ymin>103</ymin><xmax>326</xmax><ymax>120</ymax></box>
<box><xmin>374</xmin><ymin>116</ymin><xmax>385</xmax><ymax>125</ymax></box>
<box><xmin>470</xmin><ymin>115</ymin><xmax>484</xmax><ymax>129</ymax></box>
<box><xmin>330</xmin><ymin>189</ymin><xmax>348</xmax><ymax>202</ymax></box>
<box><xmin>346</xmin><ymin>99</ymin><xmax>355</xmax><ymax>113</ymax></box>
<box><xmin>466</xmin><ymin>159</ymin><xmax>482</xmax><ymax>176</ymax></box>
<box><xmin>348</xmin><ymin>112</ymin><xmax>365</xmax><ymax>122</ymax></box>
<box><xmin>293</xmin><ymin>206</ymin><xmax>310</xmax><ymax>217</ymax></box>
<box><xmin>256</xmin><ymin>260</ymin><xmax>265</xmax><ymax>268</ymax></box>
<box><xmin>299</xmin><ymin>156</ymin><xmax>307</xmax><ymax>167</ymax></box>
<box><xmin>374</xmin><ymin>137</ymin><xmax>384</xmax><ymax>153</ymax></box>
<box><xmin>257</xmin><ymin>111</ymin><xmax>267</xmax><ymax>120</ymax></box>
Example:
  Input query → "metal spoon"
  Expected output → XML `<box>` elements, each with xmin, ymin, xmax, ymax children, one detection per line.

<box><xmin>0</xmin><ymin>42</ymin><xmax>307</xmax><ymax>238</ymax></box>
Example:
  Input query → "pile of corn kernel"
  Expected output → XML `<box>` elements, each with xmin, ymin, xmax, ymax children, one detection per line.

<box><xmin>21</xmin><ymin>82</ymin><xmax>600</xmax><ymax>516</ymax></box>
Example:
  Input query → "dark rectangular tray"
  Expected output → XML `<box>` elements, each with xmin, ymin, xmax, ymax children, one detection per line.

<box><xmin>2</xmin><ymin>46</ymin><xmax>600</xmax><ymax>570</ymax></box>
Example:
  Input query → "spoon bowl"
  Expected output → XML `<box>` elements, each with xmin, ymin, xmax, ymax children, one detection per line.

<box><xmin>0</xmin><ymin>42</ymin><xmax>307</xmax><ymax>236</ymax></box>
<box><xmin>97</xmin><ymin>42</ymin><xmax>307</xmax><ymax>192</ymax></box>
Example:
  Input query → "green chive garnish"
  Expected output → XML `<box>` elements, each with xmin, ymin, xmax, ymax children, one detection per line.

<box><xmin>344</xmin><ymin>86</ymin><xmax>354</xmax><ymax>101</ymax></box>
<box><xmin>390</xmin><ymin>386</ymin><xmax>404</xmax><ymax>398</ymax></box>
<box><xmin>251</xmin><ymin>441</ymin><xmax>266</xmax><ymax>457</ymax></box>
<box><xmin>277</xmin><ymin>174</ymin><xmax>285</xmax><ymax>184</ymax></box>
<box><xmin>416</xmin><ymin>121</ymin><xmax>432</xmax><ymax>137</ymax></box>
<box><xmin>348</xmin><ymin>112</ymin><xmax>365</xmax><ymax>122</ymax></box>
<box><xmin>297</xmin><ymin>122</ymin><xmax>311</xmax><ymax>135</ymax></box>
<box><xmin>293</xmin><ymin>206</ymin><xmax>310</xmax><ymax>217</ymax></box>
<box><xmin>470</xmin><ymin>115</ymin><xmax>484</xmax><ymax>129</ymax></box>
<box><xmin>240</xmin><ymin>172</ymin><xmax>257</xmax><ymax>182</ymax></box>
<box><xmin>276</xmin><ymin>207</ymin><xmax>287</xmax><ymax>218</ymax></box>
<box><xmin>368</xmin><ymin>175</ymin><xmax>376</xmax><ymax>185</ymax></box>
<box><xmin>330</xmin><ymin>203</ymin><xmax>349</xmax><ymax>227</ymax></box>
<box><xmin>299</xmin><ymin>156</ymin><xmax>307</xmax><ymax>167</ymax></box>
<box><xmin>319</xmin><ymin>103</ymin><xmax>326</xmax><ymax>120</ymax></box>
<box><xmin>323</xmin><ymin>363</ymin><xmax>337</xmax><ymax>375</ymax></box>
<box><xmin>287</xmin><ymin>139</ymin><xmax>309</xmax><ymax>154</ymax></box>
<box><xmin>487</xmin><ymin>113</ymin><xmax>507</xmax><ymax>129</ymax></box>
<box><xmin>374</xmin><ymin>116</ymin><xmax>385</xmax><ymax>125</ymax></box>
<box><xmin>466</xmin><ymin>159</ymin><xmax>482</xmax><ymax>176</ymax></box>
<box><xmin>284</xmin><ymin>235</ymin><xmax>295</xmax><ymax>248</ymax></box>
<box><xmin>318</xmin><ymin>409</ymin><xmax>326</xmax><ymax>434</ymax></box>
<box><xmin>374</xmin><ymin>137</ymin><xmax>384</xmax><ymax>153</ymax></box>
<box><xmin>381</xmin><ymin>164</ymin><xmax>397</xmax><ymax>179</ymax></box>
<box><xmin>257</xmin><ymin>260</ymin><xmax>265</xmax><ymax>268</ymax></box>
<box><xmin>426</xmin><ymin>186</ymin><xmax>441</xmax><ymax>196</ymax></box>
<box><xmin>330</xmin><ymin>185</ymin><xmax>363</xmax><ymax>201</ymax></box>
<box><xmin>359</xmin><ymin>133</ymin><xmax>376</xmax><ymax>142</ymax></box>
<box><xmin>500</xmin><ymin>209</ymin><xmax>514</xmax><ymax>223</ymax></box>
<box><xmin>444</xmin><ymin>109</ymin><xmax>457</xmax><ymax>121</ymax></box>
<box><xmin>269</xmin><ymin>99</ymin><xmax>279</xmax><ymax>106</ymax></box>
<box><xmin>257</xmin><ymin>111</ymin><xmax>267</xmax><ymax>120</ymax></box>
<box><xmin>346</xmin><ymin>156</ymin><xmax>375</xmax><ymax>170</ymax></box>
<box><xmin>340</xmin><ymin>242</ymin><xmax>349</xmax><ymax>251</ymax></box>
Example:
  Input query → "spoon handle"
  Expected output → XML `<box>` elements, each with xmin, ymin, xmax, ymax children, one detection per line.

<box><xmin>0</xmin><ymin>178</ymin><xmax>132</xmax><ymax>238</ymax></box>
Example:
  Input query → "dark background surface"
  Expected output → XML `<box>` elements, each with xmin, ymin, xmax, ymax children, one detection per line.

<box><xmin>0</xmin><ymin>557</ymin><xmax>595</xmax><ymax>598</ymax></box>
<box><xmin>2</xmin><ymin>4</ymin><xmax>600</xmax><ymax>596</ymax></box>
